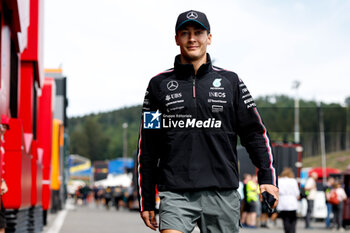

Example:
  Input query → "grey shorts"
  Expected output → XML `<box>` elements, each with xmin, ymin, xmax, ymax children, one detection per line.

<box><xmin>159</xmin><ymin>189</ymin><xmax>241</xmax><ymax>233</ymax></box>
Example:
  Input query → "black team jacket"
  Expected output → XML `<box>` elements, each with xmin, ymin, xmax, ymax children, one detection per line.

<box><xmin>137</xmin><ymin>54</ymin><xmax>277</xmax><ymax>211</ymax></box>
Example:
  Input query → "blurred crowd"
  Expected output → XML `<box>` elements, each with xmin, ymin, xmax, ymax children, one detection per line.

<box><xmin>239</xmin><ymin>168</ymin><xmax>349</xmax><ymax>232</ymax></box>
<box><xmin>68</xmin><ymin>168</ymin><xmax>349</xmax><ymax>232</ymax></box>
<box><xmin>70</xmin><ymin>183</ymin><xmax>139</xmax><ymax>211</ymax></box>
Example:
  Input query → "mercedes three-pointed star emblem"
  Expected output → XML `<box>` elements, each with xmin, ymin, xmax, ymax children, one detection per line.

<box><xmin>167</xmin><ymin>80</ymin><xmax>179</xmax><ymax>91</ymax></box>
<box><xmin>186</xmin><ymin>11</ymin><xmax>198</xmax><ymax>19</ymax></box>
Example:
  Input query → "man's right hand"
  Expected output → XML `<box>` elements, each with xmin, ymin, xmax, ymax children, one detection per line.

<box><xmin>140</xmin><ymin>210</ymin><xmax>158</xmax><ymax>231</ymax></box>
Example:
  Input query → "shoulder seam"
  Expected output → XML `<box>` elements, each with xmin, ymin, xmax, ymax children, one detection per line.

<box><xmin>151</xmin><ymin>68</ymin><xmax>174</xmax><ymax>79</ymax></box>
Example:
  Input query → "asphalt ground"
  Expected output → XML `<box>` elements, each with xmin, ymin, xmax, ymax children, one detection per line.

<box><xmin>42</xmin><ymin>201</ymin><xmax>349</xmax><ymax>233</ymax></box>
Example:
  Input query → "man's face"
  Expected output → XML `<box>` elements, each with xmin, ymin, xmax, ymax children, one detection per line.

<box><xmin>175</xmin><ymin>23</ymin><xmax>212</xmax><ymax>62</ymax></box>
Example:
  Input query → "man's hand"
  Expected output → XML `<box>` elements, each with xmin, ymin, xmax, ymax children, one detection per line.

<box><xmin>260</xmin><ymin>184</ymin><xmax>279</xmax><ymax>208</ymax></box>
<box><xmin>140</xmin><ymin>210</ymin><xmax>158</xmax><ymax>231</ymax></box>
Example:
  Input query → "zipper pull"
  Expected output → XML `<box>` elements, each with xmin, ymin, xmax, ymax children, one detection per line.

<box><xmin>192</xmin><ymin>78</ymin><xmax>196</xmax><ymax>98</ymax></box>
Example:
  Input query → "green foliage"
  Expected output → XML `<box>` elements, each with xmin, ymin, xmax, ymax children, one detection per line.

<box><xmin>69</xmin><ymin>105</ymin><xmax>141</xmax><ymax>161</ymax></box>
<box><xmin>302</xmin><ymin>149</ymin><xmax>350</xmax><ymax>171</ymax></box>
<box><xmin>253</xmin><ymin>95</ymin><xmax>348</xmax><ymax>157</ymax></box>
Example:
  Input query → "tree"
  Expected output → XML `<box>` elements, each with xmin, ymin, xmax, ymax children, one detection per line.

<box><xmin>69</xmin><ymin>118</ymin><xmax>110</xmax><ymax>161</ymax></box>
<box><xmin>345</xmin><ymin>96</ymin><xmax>350</xmax><ymax>107</ymax></box>
<box><xmin>70</xmin><ymin>125</ymin><xmax>89</xmax><ymax>157</ymax></box>
<box><xmin>83</xmin><ymin>118</ymin><xmax>109</xmax><ymax>161</ymax></box>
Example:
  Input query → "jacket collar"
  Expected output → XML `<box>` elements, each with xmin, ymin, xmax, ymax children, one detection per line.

<box><xmin>174</xmin><ymin>53</ymin><xmax>213</xmax><ymax>79</ymax></box>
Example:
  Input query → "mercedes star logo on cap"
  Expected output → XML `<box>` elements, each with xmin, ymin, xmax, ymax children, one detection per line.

<box><xmin>167</xmin><ymin>81</ymin><xmax>179</xmax><ymax>91</ymax></box>
<box><xmin>186</xmin><ymin>11</ymin><xmax>198</xmax><ymax>19</ymax></box>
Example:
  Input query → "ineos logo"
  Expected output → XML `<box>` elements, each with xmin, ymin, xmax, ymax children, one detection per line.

<box><xmin>167</xmin><ymin>81</ymin><xmax>179</xmax><ymax>91</ymax></box>
<box><xmin>186</xmin><ymin>11</ymin><xmax>198</xmax><ymax>19</ymax></box>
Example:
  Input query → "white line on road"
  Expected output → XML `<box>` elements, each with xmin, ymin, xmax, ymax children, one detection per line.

<box><xmin>46</xmin><ymin>209</ymin><xmax>68</xmax><ymax>233</ymax></box>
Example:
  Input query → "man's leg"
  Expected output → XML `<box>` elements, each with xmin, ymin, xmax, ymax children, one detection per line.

<box><xmin>158</xmin><ymin>191</ymin><xmax>199</xmax><ymax>233</ymax></box>
<box><xmin>199</xmin><ymin>190</ymin><xmax>240</xmax><ymax>233</ymax></box>
<box><xmin>241</xmin><ymin>211</ymin><xmax>247</xmax><ymax>226</ymax></box>
<box><xmin>334</xmin><ymin>204</ymin><xmax>342</xmax><ymax>229</ymax></box>
<box><xmin>305</xmin><ymin>200</ymin><xmax>313</xmax><ymax>228</ymax></box>
<box><xmin>283</xmin><ymin>211</ymin><xmax>297</xmax><ymax>233</ymax></box>
<box><xmin>260</xmin><ymin>213</ymin><xmax>268</xmax><ymax>227</ymax></box>
<box><xmin>305</xmin><ymin>200</ymin><xmax>310</xmax><ymax>228</ymax></box>
<box><xmin>338</xmin><ymin>202</ymin><xmax>344</xmax><ymax>230</ymax></box>
<box><xmin>325</xmin><ymin>203</ymin><xmax>332</xmax><ymax>228</ymax></box>
<box><xmin>248</xmin><ymin>212</ymin><xmax>257</xmax><ymax>227</ymax></box>
<box><xmin>332</xmin><ymin>204</ymin><xmax>339</xmax><ymax>229</ymax></box>
<box><xmin>245</xmin><ymin>201</ymin><xmax>257</xmax><ymax>227</ymax></box>
<box><xmin>290</xmin><ymin>211</ymin><xmax>297</xmax><ymax>233</ymax></box>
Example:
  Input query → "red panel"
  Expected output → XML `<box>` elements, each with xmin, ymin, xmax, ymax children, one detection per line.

<box><xmin>36</xmin><ymin>147</ymin><xmax>43</xmax><ymax>205</ymax></box>
<box><xmin>20</xmin><ymin>0</ymin><xmax>44</xmax><ymax>87</ymax></box>
<box><xmin>21</xmin><ymin>135</ymin><xmax>32</xmax><ymax>208</ymax></box>
<box><xmin>4</xmin><ymin>0</ymin><xmax>22</xmax><ymax>32</ymax></box>
<box><xmin>31</xmin><ymin>140</ymin><xmax>38</xmax><ymax>206</ymax></box>
<box><xmin>308</xmin><ymin>167</ymin><xmax>341</xmax><ymax>178</ymax></box>
<box><xmin>3</xmin><ymin>150</ymin><xmax>22</xmax><ymax>209</ymax></box>
<box><xmin>42</xmin><ymin>167</ymin><xmax>51</xmax><ymax>210</ymax></box>
<box><xmin>37</xmin><ymin>78</ymin><xmax>54</xmax><ymax>167</ymax></box>
<box><xmin>37</xmin><ymin>78</ymin><xmax>54</xmax><ymax>210</ymax></box>
<box><xmin>2</xmin><ymin>118</ymin><xmax>31</xmax><ymax>209</ymax></box>
<box><xmin>0</xmin><ymin>120</ymin><xmax>6</xmax><ymax>181</ymax></box>
<box><xmin>31</xmin><ymin>140</ymin><xmax>44</xmax><ymax>206</ymax></box>
<box><xmin>18</xmin><ymin>62</ymin><xmax>34</xmax><ymax>134</ymax></box>
<box><xmin>3</xmin><ymin>0</ymin><xmax>30</xmax><ymax>53</ymax></box>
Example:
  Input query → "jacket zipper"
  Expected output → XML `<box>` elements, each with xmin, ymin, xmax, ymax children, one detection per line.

<box><xmin>192</xmin><ymin>78</ymin><xmax>196</xmax><ymax>98</ymax></box>
<box><xmin>192</xmin><ymin>76</ymin><xmax>197</xmax><ymax>117</ymax></box>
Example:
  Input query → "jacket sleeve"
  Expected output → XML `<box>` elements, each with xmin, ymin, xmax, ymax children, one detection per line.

<box><xmin>136</xmin><ymin>81</ymin><xmax>161</xmax><ymax>211</ymax></box>
<box><xmin>235</xmin><ymin>76</ymin><xmax>278</xmax><ymax>187</ymax></box>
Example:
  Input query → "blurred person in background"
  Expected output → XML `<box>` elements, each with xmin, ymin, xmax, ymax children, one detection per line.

<box><xmin>329</xmin><ymin>181</ymin><xmax>347</xmax><ymax>231</ymax></box>
<box><xmin>104</xmin><ymin>186</ymin><xmax>113</xmax><ymax>210</ymax></box>
<box><xmin>244</xmin><ymin>175</ymin><xmax>260</xmax><ymax>228</ymax></box>
<box><xmin>93</xmin><ymin>185</ymin><xmax>99</xmax><ymax>206</ymax></box>
<box><xmin>0</xmin><ymin>178</ymin><xmax>8</xmax><ymax>233</ymax></box>
<box><xmin>80</xmin><ymin>185</ymin><xmax>91</xmax><ymax>205</ymax></box>
<box><xmin>113</xmin><ymin>186</ymin><xmax>124</xmax><ymax>210</ymax></box>
<box><xmin>75</xmin><ymin>185</ymin><xmax>83</xmax><ymax>206</ymax></box>
<box><xmin>304</xmin><ymin>171</ymin><xmax>318</xmax><ymax>229</ymax></box>
<box><xmin>277</xmin><ymin>168</ymin><xmax>300</xmax><ymax>233</ymax></box>
<box><xmin>241</xmin><ymin>173</ymin><xmax>252</xmax><ymax>226</ymax></box>
<box><xmin>324</xmin><ymin>176</ymin><xmax>335</xmax><ymax>229</ymax></box>
<box><xmin>126</xmin><ymin>183</ymin><xmax>135</xmax><ymax>210</ymax></box>
<box><xmin>93</xmin><ymin>185</ymin><xmax>104</xmax><ymax>207</ymax></box>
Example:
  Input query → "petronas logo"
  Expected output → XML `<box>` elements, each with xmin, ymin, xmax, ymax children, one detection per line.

<box><xmin>213</xmin><ymin>78</ymin><xmax>222</xmax><ymax>88</ymax></box>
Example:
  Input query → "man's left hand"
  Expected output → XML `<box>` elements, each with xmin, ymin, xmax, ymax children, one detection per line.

<box><xmin>260</xmin><ymin>184</ymin><xmax>279</xmax><ymax>208</ymax></box>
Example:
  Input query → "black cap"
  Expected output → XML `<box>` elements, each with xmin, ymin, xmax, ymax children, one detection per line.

<box><xmin>175</xmin><ymin>10</ymin><xmax>210</xmax><ymax>33</ymax></box>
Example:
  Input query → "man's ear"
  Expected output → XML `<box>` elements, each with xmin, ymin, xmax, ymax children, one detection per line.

<box><xmin>207</xmin><ymin>33</ymin><xmax>212</xmax><ymax>45</ymax></box>
<box><xmin>175</xmin><ymin>35</ymin><xmax>180</xmax><ymax>46</ymax></box>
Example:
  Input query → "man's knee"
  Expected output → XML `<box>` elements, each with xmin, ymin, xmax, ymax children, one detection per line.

<box><xmin>161</xmin><ymin>230</ymin><xmax>183</xmax><ymax>233</ymax></box>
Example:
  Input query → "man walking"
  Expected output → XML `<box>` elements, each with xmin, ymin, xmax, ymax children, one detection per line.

<box><xmin>137</xmin><ymin>10</ymin><xmax>278</xmax><ymax>233</ymax></box>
